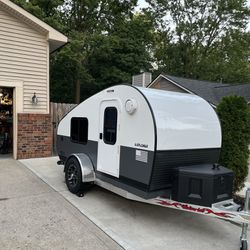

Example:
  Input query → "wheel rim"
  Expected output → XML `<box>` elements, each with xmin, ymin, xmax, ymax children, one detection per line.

<box><xmin>67</xmin><ymin>163</ymin><xmax>78</xmax><ymax>188</ymax></box>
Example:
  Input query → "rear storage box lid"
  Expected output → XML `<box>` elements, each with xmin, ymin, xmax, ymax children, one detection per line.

<box><xmin>178</xmin><ymin>164</ymin><xmax>233</xmax><ymax>177</ymax></box>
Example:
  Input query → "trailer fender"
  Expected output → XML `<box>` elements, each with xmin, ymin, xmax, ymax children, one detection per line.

<box><xmin>65</xmin><ymin>154</ymin><xmax>95</xmax><ymax>183</ymax></box>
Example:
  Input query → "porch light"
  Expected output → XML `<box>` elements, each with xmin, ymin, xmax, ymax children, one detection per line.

<box><xmin>32</xmin><ymin>92</ymin><xmax>38</xmax><ymax>105</ymax></box>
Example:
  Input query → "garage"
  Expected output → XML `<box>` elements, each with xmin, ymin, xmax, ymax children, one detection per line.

<box><xmin>0</xmin><ymin>0</ymin><xmax>68</xmax><ymax>159</ymax></box>
<box><xmin>0</xmin><ymin>87</ymin><xmax>13</xmax><ymax>156</ymax></box>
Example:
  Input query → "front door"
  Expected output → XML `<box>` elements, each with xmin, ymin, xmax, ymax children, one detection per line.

<box><xmin>97</xmin><ymin>100</ymin><xmax>120</xmax><ymax>177</ymax></box>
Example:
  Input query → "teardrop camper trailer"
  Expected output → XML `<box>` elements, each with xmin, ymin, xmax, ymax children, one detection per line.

<box><xmin>57</xmin><ymin>85</ymin><xmax>250</xmax><ymax>249</ymax></box>
<box><xmin>57</xmin><ymin>85</ymin><xmax>227</xmax><ymax>200</ymax></box>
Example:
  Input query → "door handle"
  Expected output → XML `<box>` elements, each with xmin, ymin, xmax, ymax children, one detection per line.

<box><xmin>99</xmin><ymin>133</ymin><xmax>103</xmax><ymax>140</ymax></box>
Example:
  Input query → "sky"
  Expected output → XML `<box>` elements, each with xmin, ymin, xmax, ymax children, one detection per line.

<box><xmin>137</xmin><ymin>0</ymin><xmax>148</xmax><ymax>9</ymax></box>
<box><xmin>137</xmin><ymin>0</ymin><xmax>250</xmax><ymax>30</ymax></box>
<box><xmin>138</xmin><ymin>0</ymin><xmax>250</xmax><ymax>7</ymax></box>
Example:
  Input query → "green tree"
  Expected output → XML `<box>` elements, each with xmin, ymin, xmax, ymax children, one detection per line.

<box><xmin>11</xmin><ymin>0</ymin><xmax>65</xmax><ymax>31</ymax></box>
<box><xmin>217</xmin><ymin>96</ymin><xmax>250</xmax><ymax>192</ymax></box>
<box><xmin>11</xmin><ymin>0</ymin><xmax>154</xmax><ymax>103</ymax></box>
<box><xmin>63</xmin><ymin>0</ymin><xmax>137</xmax><ymax>33</ymax></box>
<box><xmin>50</xmin><ymin>32</ymin><xmax>94</xmax><ymax>103</ymax></box>
<box><xmin>51</xmin><ymin>0</ymin><xmax>154</xmax><ymax>102</ymax></box>
<box><xmin>204</xmin><ymin>31</ymin><xmax>250</xmax><ymax>83</ymax></box>
<box><xmin>54</xmin><ymin>0</ymin><xmax>141</xmax><ymax>103</ymax></box>
<box><xmin>86</xmin><ymin>13</ymin><xmax>154</xmax><ymax>89</ymax></box>
<box><xmin>146</xmin><ymin>0</ymin><xmax>250</xmax><ymax>82</ymax></box>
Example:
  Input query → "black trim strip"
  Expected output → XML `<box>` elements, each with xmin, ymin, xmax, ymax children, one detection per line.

<box><xmin>96</xmin><ymin>170</ymin><xmax>171</xmax><ymax>199</ymax></box>
<box><xmin>130</xmin><ymin>86</ymin><xmax>158</xmax><ymax>192</ymax></box>
<box><xmin>156</xmin><ymin>148</ymin><xmax>221</xmax><ymax>153</ymax></box>
<box><xmin>96</xmin><ymin>171</ymin><xmax>149</xmax><ymax>192</ymax></box>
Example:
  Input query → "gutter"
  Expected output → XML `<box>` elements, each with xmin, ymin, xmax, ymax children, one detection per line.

<box><xmin>50</xmin><ymin>39</ymin><xmax>70</xmax><ymax>54</ymax></box>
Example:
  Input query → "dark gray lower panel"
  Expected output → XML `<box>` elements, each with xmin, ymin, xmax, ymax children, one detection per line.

<box><xmin>57</xmin><ymin>135</ymin><xmax>98</xmax><ymax>168</ymax></box>
<box><xmin>96</xmin><ymin>172</ymin><xmax>171</xmax><ymax>199</ymax></box>
<box><xmin>150</xmin><ymin>148</ymin><xmax>221</xmax><ymax>191</ymax></box>
<box><xmin>119</xmin><ymin>146</ymin><xmax>154</xmax><ymax>185</ymax></box>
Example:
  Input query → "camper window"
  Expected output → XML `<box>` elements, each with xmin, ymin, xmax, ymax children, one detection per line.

<box><xmin>103</xmin><ymin>107</ymin><xmax>117</xmax><ymax>145</ymax></box>
<box><xmin>70</xmin><ymin>117</ymin><xmax>88</xmax><ymax>144</ymax></box>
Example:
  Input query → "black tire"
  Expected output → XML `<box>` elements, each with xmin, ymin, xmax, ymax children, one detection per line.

<box><xmin>65</xmin><ymin>157</ymin><xmax>83</xmax><ymax>194</ymax></box>
<box><xmin>241</xmin><ymin>240</ymin><xmax>248</xmax><ymax>250</ymax></box>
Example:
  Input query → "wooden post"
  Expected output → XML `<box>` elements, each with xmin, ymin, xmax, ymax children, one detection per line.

<box><xmin>76</xmin><ymin>79</ymin><xmax>80</xmax><ymax>104</ymax></box>
<box><xmin>50</xmin><ymin>102</ymin><xmax>77</xmax><ymax>153</ymax></box>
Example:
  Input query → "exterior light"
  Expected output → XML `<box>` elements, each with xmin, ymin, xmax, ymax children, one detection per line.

<box><xmin>125</xmin><ymin>99</ymin><xmax>137</xmax><ymax>114</ymax></box>
<box><xmin>32</xmin><ymin>92</ymin><xmax>38</xmax><ymax>105</ymax></box>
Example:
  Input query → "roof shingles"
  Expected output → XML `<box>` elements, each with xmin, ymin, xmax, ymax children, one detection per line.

<box><xmin>161</xmin><ymin>74</ymin><xmax>250</xmax><ymax>105</ymax></box>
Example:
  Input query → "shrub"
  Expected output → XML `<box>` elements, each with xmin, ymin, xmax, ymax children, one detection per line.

<box><xmin>217</xmin><ymin>95</ymin><xmax>250</xmax><ymax>192</ymax></box>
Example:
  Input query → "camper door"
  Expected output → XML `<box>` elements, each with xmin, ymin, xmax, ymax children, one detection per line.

<box><xmin>97</xmin><ymin>100</ymin><xmax>120</xmax><ymax>177</ymax></box>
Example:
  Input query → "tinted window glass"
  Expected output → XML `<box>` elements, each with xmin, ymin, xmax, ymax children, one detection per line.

<box><xmin>103</xmin><ymin>107</ymin><xmax>117</xmax><ymax>145</ymax></box>
<box><xmin>71</xmin><ymin>118</ymin><xmax>79</xmax><ymax>141</ymax></box>
<box><xmin>71</xmin><ymin>117</ymin><xmax>88</xmax><ymax>144</ymax></box>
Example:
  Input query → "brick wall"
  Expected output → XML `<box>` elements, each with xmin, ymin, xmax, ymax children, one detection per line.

<box><xmin>17</xmin><ymin>113</ymin><xmax>52</xmax><ymax>159</ymax></box>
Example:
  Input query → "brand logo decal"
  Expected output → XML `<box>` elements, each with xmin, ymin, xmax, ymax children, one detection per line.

<box><xmin>134</xmin><ymin>143</ymin><xmax>148</xmax><ymax>148</ymax></box>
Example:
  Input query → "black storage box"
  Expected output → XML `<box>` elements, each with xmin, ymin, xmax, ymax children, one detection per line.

<box><xmin>172</xmin><ymin>164</ymin><xmax>233</xmax><ymax>207</ymax></box>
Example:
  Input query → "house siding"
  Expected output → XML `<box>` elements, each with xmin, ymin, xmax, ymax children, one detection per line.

<box><xmin>0</xmin><ymin>8</ymin><xmax>48</xmax><ymax>113</ymax></box>
<box><xmin>152</xmin><ymin>78</ymin><xmax>187</xmax><ymax>93</ymax></box>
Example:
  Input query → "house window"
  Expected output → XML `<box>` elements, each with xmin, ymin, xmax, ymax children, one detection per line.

<box><xmin>103</xmin><ymin>107</ymin><xmax>117</xmax><ymax>145</ymax></box>
<box><xmin>71</xmin><ymin>117</ymin><xmax>88</xmax><ymax>144</ymax></box>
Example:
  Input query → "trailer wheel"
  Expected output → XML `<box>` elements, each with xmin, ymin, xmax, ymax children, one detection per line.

<box><xmin>241</xmin><ymin>240</ymin><xmax>248</xmax><ymax>250</ymax></box>
<box><xmin>65</xmin><ymin>157</ymin><xmax>82</xmax><ymax>194</ymax></box>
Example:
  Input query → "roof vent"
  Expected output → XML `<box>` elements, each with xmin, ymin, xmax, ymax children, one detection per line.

<box><xmin>132</xmin><ymin>72</ymin><xmax>152</xmax><ymax>88</ymax></box>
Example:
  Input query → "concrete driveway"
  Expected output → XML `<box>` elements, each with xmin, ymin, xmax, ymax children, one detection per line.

<box><xmin>0</xmin><ymin>158</ymin><xmax>122</xmax><ymax>250</ymax></box>
<box><xmin>19</xmin><ymin>157</ymin><xmax>249</xmax><ymax>250</ymax></box>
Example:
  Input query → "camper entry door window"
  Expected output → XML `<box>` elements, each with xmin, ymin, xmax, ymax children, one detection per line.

<box><xmin>103</xmin><ymin>107</ymin><xmax>117</xmax><ymax>145</ymax></box>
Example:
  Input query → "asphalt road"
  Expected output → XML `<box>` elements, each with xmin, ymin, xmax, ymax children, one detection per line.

<box><xmin>0</xmin><ymin>159</ymin><xmax>122</xmax><ymax>250</ymax></box>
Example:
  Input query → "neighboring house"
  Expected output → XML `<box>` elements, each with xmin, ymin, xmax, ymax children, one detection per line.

<box><xmin>147</xmin><ymin>73</ymin><xmax>250</xmax><ymax>107</ymax></box>
<box><xmin>0</xmin><ymin>0</ymin><xmax>67</xmax><ymax>159</ymax></box>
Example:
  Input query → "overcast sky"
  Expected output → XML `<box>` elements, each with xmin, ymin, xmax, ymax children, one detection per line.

<box><xmin>137</xmin><ymin>0</ymin><xmax>250</xmax><ymax>30</ymax></box>
<box><xmin>137</xmin><ymin>0</ymin><xmax>148</xmax><ymax>9</ymax></box>
<box><xmin>137</xmin><ymin>0</ymin><xmax>250</xmax><ymax>8</ymax></box>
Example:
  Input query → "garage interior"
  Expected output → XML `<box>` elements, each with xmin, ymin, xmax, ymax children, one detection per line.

<box><xmin>0</xmin><ymin>87</ymin><xmax>13</xmax><ymax>156</ymax></box>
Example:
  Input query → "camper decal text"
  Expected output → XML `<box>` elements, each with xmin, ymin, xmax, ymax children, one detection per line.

<box><xmin>134</xmin><ymin>143</ymin><xmax>148</xmax><ymax>149</ymax></box>
<box><xmin>155</xmin><ymin>199</ymin><xmax>235</xmax><ymax>219</ymax></box>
